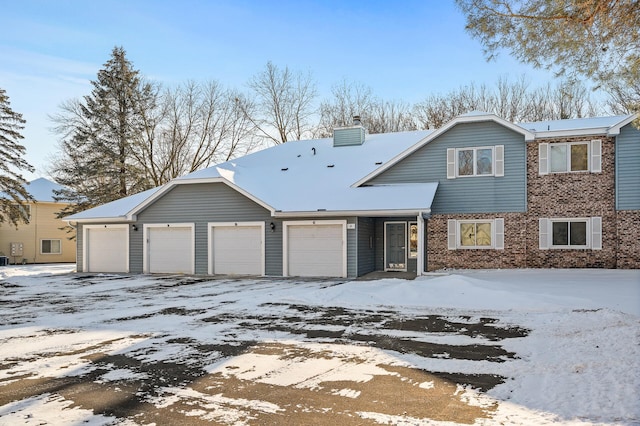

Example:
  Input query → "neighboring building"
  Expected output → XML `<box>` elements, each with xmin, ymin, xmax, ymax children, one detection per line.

<box><xmin>0</xmin><ymin>178</ymin><xmax>76</xmax><ymax>264</ymax></box>
<box><xmin>65</xmin><ymin>113</ymin><xmax>640</xmax><ymax>277</ymax></box>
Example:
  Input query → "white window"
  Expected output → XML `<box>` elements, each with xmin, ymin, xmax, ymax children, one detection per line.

<box><xmin>408</xmin><ymin>222</ymin><xmax>418</xmax><ymax>258</ymax></box>
<box><xmin>41</xmin><ymin>239</ymin><xmax>62</xmax><ymax>254</ymax></box>
<box><xmin>447</xmin><ymin>145</ymin><xmax>504</xmax><ymax>179</ymax></box>
<box><xmin>539</xmin><ymin>140</ymin><xmax>601</xmax><ymax>175</ymax></box>
<box><xmin>539</xmin><ymin>217</ymin><xmax>602</xmax><ymax>250</ymax></box>
<box><xmin>448</xmin><ymin>218</ymin><xmax>504</xmax><ymax>250</ymax></box>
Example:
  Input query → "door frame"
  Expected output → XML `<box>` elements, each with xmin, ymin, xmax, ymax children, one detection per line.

<box><xmin>384</xmin><ymin>221</ymin><xmax>408</xmax><ymax>272</ymax></box>
<box><xmin>143</xmin><ymin>223</ymin><xmax>195</xmax><ymax>274</ymax></box>
<box><xmin>207</xmin><ymin>221</ymin><xmax>265</xmax><ymax>276</ymax></box>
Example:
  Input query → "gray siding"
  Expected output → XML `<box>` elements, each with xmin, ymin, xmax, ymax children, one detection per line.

<box><xmin>374</xmin><ymin>218</ymin><xmax>417</xmax><ymax>273</ymax></box>
<box><xmin>616</xmin><ymin>124</ymin><xmax>640</xmax><ymax>210</ymax></box>
<box><xmin>333</xmin><ymin>127</ymin><xmax>365</xmax><ymax>147</ymax></box>
<box><xmin>357</xmin><ymin>217</ymin><xmax>376</xmax><ymax>276</ymax></box>
<box><xmin>135</xmin><ymin>183</ymin><xmax>277</xmax><ymax>275</ymax></box>
<box><xmin>368</xmin><ymin>122</ymin><xmax>527</xmax><ymax>214</ymax></box>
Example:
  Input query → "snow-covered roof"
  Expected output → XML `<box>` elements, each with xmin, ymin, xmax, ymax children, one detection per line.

<box><xmin>65</xmin><ymin>113</ymin><xmax>638</xmax><ymax>222</ymax></box>
<box><xmin>0</xmin><ymin>178</ymin><xmax>66</xmax><ymax>203</ymax></box>
<box><xmin>66</xmin><ymin>130</ymin><xmax>439</xmax><ymax>221</ymax></box>
<box><xmin>518</xmin><ymin>114</ymin><xmax>635</xmax><ymax>137</ymax></box>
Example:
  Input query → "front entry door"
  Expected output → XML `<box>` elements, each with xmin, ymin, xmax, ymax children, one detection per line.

<box><xmin>385</xmin><ymin>222</ymin><xmax>407</xmax><ymax>271</ymax></box>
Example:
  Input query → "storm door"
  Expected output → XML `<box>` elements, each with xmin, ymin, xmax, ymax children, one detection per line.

<box><xmin>385</xmin><ymin>222</ymin><xmax>407</xmax><ymax>271</ymax></box>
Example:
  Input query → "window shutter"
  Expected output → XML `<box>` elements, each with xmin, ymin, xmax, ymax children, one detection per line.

<box><xmin>447</xmin><ymin>219</ymin><xmax>457</xmax><ymax>250</ymax></box>
<box><xmin>591</xmin><ymin>140</ymin><xmax>602</xmax><ymax>173</ymax></box>
<box><xmin>539</xmin><ymin>218</ymin><xmax>550</xmax><ymax>249</ymax></box>
<box><xmin>494</xmin><ymin>218</ymin><xmax>504</xmax><ymax>249</ymax></box>
<box><xmin>591</xmin><ymin>217</ymin><xmax>602</xmax><ymax>250</ymax></box>
<box><xmin>447</xmin><ymin>148</ymin><xmax>456</xmax><ymax>179</ymax></box>
<box><xmin>539</xmin><ymin>143</ymin><xmax>549</xmax><ymax>175</ymax></box>
<box><xmin>494</xmin><ymin>145</ymin><xmax>504</xmax><ymax>177</ymax></box>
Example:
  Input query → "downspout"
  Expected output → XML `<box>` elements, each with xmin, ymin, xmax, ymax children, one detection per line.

<box><xmin>416</xmin><ymin>211</ymin><xmax>430</xmax><ymax>276</ymax></box>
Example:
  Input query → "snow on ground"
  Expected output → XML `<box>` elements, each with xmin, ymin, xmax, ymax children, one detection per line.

<box><xmin>0</xmin><ymin>264</ymin><xmax>638</xmax><ymax>425</ymax></box>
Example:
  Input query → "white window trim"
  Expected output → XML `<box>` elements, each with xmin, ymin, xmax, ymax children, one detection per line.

<box><xmin>207</xmin><ymin>222</ymin><xmax>265</xmax><ymax>276</ymax></box>
<box><xmin>40</xmin><ymin>238</ymin><xmax>62</xmax><ymax>255</ymax></box>
<box><xmin>447</xmin><ymin>218</ymin><xmax>504</xmax><ymax>250</ymax></box>
<box><xmin>540</xmin><ymin>140</ymin><xmax>601</xmax><ymax>175</ymax></box>
<box><xmin>539</xmin><ymin>217</ymin><xmax>602</xmax><ymax>250</ymax></box>
<box><xmin>408</xmin><ymin>222</ymin><xmax>418</xmax><ymax>259</ymax></box>
<box><xmin>447</xmin><ymin>145</ymin><xmax>504</xmax><ymax>179</ymax></box>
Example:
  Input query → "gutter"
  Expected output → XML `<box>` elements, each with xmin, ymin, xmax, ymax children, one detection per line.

<box><xmin>272</xmin><ymin>208</ymin><xmax>432</xmax><ymax>218</ymax></box>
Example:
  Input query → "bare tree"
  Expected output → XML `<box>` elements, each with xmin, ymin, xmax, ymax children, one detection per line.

<box><xmin>413</xmin><ymin>77</ymin><xmax>603</xmax><ymax>129</ymax></box>
<box><xmin>315</xmin><ymin>80</ymin><xmax>376</xmax><ymax>137</ymax></box>
<box><xmin>366</xmin><ymin>100</ymin><xmax>417</xmax><ymax>134</ymax></box>
<box><xmin>134</xmin><ymin>81</ymin><xmax>260</xmax><ymax>185</ymax></box>
<box><xmin>247</xmin><ymin>61</ymin><xmax>317</xmax><ymax>144</ymax></box>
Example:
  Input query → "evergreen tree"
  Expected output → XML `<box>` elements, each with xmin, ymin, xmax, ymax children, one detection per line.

<box><xmin>51</xmin><ymin>46</ymin><xmax>157</xmax><ymax>217</ymax></box>
<box><xmin>0</xmin><ymin>88</ymin><xmax>34</xmax><ymax>226</ymax></box>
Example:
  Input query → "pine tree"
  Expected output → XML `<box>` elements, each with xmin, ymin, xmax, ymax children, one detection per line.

<box><xmin>0</xmin><ymin>88</ymin><xmax>35</xmax><ymax>226</ymax></box>
<box><xmin>51</xmin><ymin>46</ymin><xmax>157</xmax><ymax>217</ymax></box>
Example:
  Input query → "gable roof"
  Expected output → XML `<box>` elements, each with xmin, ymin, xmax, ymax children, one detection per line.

<box><xmin>353</xmin><ymin>112</ymin><xmax>535</xmax><ymax>187</ymax></box>
<box><xmin>66</xmin><ymin>130</ymin><xmax>440</xmax><ymax>222</ymax></box>
<box><xmin>0</xmin><ymin>178</ymin><xmax>66</xmax><ymax>203</ymax></box>
<box><xmin>65</xmin><ymin>112</ymin><xmax>637</xmax><ymax>223</ymax></box>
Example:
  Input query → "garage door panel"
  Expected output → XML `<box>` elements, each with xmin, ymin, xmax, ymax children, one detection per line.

<box><xmin>147</xmin><ymin>227</ymin><xmax>193</xmax><ymax>274</ymax></box>
<box><xmin>287</xmin><ymin>223</ymin><xmax>344</xmax><ymax>277</ymax></box>
<box><xmin>212</xmin><ymin>226</ymin><xmax>262</xmax><ymax>275</ymax></box>
<box><xmin>85</xmin><ymin>227</ymin><xmax>128</xmax><ymax>273</ymax></box>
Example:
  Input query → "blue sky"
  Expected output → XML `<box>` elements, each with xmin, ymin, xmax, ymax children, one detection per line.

<box><xmin>1</xmin><ymin>0</ymin><xmax>561</xmax><ymax>179</ymax></box>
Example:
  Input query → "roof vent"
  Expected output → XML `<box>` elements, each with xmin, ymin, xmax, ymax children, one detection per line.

<box><xmin>333</xmin><ymin>115</ymin><xmax>365</xmax><ymax>147</ymax></box>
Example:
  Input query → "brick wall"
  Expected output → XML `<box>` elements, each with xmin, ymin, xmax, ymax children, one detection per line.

<box><xmin>427</xmin><ymin>213</ymin><xmax>527</xmax><ymax>271</ymax></box>
<box><xmin>426</xmin><ymin>135</ymin><xmax>637</xmax><ymax>271</ymax></box>
<box><xmin>616</xmin><ymin>210</ymin><xmax>640</xmax><ymax>268</ymax></box>
<box><xmin>525</xmin><ymin>136</ymin><xmax>618</xmax><ymax>268</ymax></box>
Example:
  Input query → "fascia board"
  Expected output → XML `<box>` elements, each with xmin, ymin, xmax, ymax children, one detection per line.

<box><xmin>352</xmin><ymin>113</ymin><xmax>534</xmax><ymax>187</ymax></box>
<box><xmin>126</xmin><ymin>177</ymin><xmax>276</xmax><ymax>220</ymax></box>
<box><xmin>607</xmin><ymin>113</ymin><xmax>638</xmax><ymax>136</ymax></box>
<box><xmin>64</xmin><ymin>216</ymin><xmax>130</xmax><ymax>224</ymax></box>
<box><xmin>532</xmin><ymin>127</ymin><xmax>611</xmax><ymax>139</ymax></box>
<box><xmin>273</xmin><ymin>208</ymin><xmax>431</xmax><ymax>218</ymax></box>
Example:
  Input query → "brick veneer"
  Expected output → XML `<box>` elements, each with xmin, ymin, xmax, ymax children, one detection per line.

<box><xmin>616</xmin><ymin>210</ymin><xmax>640</xmax><ymax>268</ymax></box>
<box><xmin>525</xmin><ymin>136</ymin><xmax>618</xmax><ymax>268</ymax></box>
<box><xmin>426</xmin><ymin>135</ymin><xmax>638</xmax><ymax>270</ymax></box>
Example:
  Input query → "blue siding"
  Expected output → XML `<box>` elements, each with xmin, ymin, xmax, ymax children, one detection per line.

<box><xmin>368</xmin><ymin>122</ymin><xmax>527</xmax><ymax>214</ymax></box>
<box><xmin>333</xmin><ymin>127</ymin><xmax>365</xmax><ymax>147</ymax></box>
<box><xmin>135</xmin><ymin>183</ymin><xmax>278</xmax><ymax>275</ymax></box>
<box><xmin>616</xmin><ymin>124</ymin><xmax>640</xmax><ymax>210</ymax></box>
<box><xmin>357</xmin><ymin>217</ymin><xmax>376</xmax><ymax>276</ymax></box>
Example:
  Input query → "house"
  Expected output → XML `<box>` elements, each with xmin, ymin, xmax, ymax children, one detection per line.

<box><xmin>0</xmin><ymin>178</ymin><xmax>76</xmax><ymax>264</ymax></box>
<box><xmin>65</xmin><ymin>113</ymin><xmax>640</xmax><ymax>277</ymax></box>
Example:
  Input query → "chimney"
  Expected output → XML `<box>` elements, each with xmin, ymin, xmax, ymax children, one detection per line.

<box><xmin>333</xmin><ymin>114</ymin><xmax>365</xmax><ymax>147</ymax></box>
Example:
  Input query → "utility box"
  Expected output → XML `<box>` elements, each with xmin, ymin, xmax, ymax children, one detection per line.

<box><xmin>10</xmin><ymin>242</ymin><xmax>24</xmax><ymax>257</ymax></box>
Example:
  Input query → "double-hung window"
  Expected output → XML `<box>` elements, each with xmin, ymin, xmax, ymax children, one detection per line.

<box><xmin>447</xmin><ymin>145</ymin><xmax>504</xmax><ymax>179</ymax></box>
<box><xmin>448</xmin><ymin>218</ymin><xmax>504</xmax><ymax>250</ymax></box>
<box><xmin>539</xmin><ymin>140</ymin><xmax>601</xmax><ymax>174</ymax></box>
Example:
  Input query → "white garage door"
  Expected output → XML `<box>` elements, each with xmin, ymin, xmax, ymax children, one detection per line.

<box><xmin>146</xmin><ymin>225</ymin><xmax>193</xmax><ymax>274</ymax></box>
<box><xmin>286</xmin><ymin>222</ymin><xmax>345</xmax><ymax>277</ymax></box>
<box><xmin>84</xmin><ymin>226</ymin><xmax>128</xmax><ymax>273</ymax></box>
<box><xmin>211</xmin><ymin>224</ymin><xmax>263</xmax><ymax>275</ymax></box>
